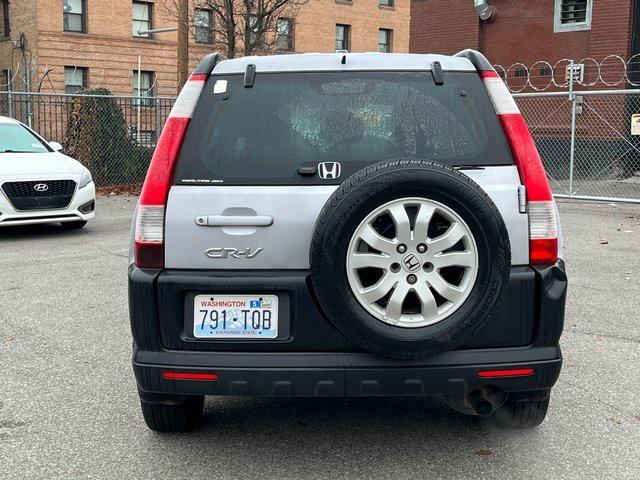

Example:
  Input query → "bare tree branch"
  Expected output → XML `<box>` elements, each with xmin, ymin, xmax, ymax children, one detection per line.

<box><xmin>161</xmin><ymin>0</ymin><xmax>309</xmax><ymax>59</ymax></box>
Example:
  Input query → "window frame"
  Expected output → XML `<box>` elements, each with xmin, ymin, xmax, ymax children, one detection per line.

<box><xmin>132</xmin><ymin>1</ymin><xmax>153</xmax><ymax>39</ymax></box>
<box><xmin>379</xmin><ymin>0</ymin><xmax>394</xmax><ymax>7</ymax></box>
<box><xmin>554</xmin><ymin>0</ymin><xmax>592</xmax><ymax>33</ymax></box>
<box><xmin>63</xmin><ymin>0</ymin><xmax>87</xmax><ymax>34</ymax></box>
<box><xmin>64</xmin><ymin>66</ymin><xmax>88</xmax><ymax>94</ymax></box>
<box><xmin>378</xmin><ymin>28</ymin><xmax>392</xmax><ymax>53</ymax></box>
<box><xmin>276</xmin><ymin>18</ymin><xmax>294</xmax><ymax>52</ymax></box>
<box><xmin>335</xmin><ymin>24</ymin><xmax>350</xmax><ymax>51</ymax></box>
<box><xmin>2</xmin><ymin>0</ymin><xmax>9</xmax><ymax>39</ymax></box>
<box><xmin>194</xmin><ymin>8</ymin><xmax>214</xmax><ymax>44</ymax></box>
<box><xmin>132</xmin><ymin>70</ymin><xmax>155</xmax><ymax>106</ymax></box>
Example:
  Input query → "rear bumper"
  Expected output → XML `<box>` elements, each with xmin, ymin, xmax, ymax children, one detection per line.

<box><xmin>134</xmin><ymin>346</ymin><xmax>562</xmax><ymax>398</ymax></box>
<box><xmin>130</xmin><ymin>261</ymin><xmax>566</xmax><ymax>399</ymax></box>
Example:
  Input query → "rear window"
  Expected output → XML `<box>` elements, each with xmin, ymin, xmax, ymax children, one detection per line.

<box><xmin>176</xmin><ymin>71</ymin><xmax>512</xmax><ymax>185</ymax></box>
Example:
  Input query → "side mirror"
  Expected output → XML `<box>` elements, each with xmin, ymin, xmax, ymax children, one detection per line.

<box><xmin>49</xmin><ymin>141</ymin><xmax>63</xmax><ymax>152</ymax></box>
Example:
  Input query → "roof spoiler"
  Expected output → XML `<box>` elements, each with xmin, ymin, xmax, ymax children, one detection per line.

<box><xmin>453</xmin><ymin>49</ymin><xmax>494</xmax><ymax>73</ymax></box>
<box><xmin>193</xmin><ymin>53</ymin><xmax>220</xmax><ymax>76</ymax></box>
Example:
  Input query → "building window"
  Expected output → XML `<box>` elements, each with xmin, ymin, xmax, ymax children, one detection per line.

<box><xmin>63</xmin><ymin>0</ymin><xmax>86</xmax><ymax>33</ymax></box>
<box><xmin>514</xmin><ymin>67</ymin><xmax>527</xmax><ymax>78</ymax></box>
<box><xmin>1</xmin><ymin>70</ymin><xmax>10</xmax><ymax>95</ymax></box>
<box><xmin>540</xmin><ymin>67</ymin><xmax>553</xmax><ymax>77</ymax></box>
<box><xmin>335</xmin><ymin>24</ymin><xmax>350</xmax><ymax>51</ymax></box>
<box><xmin>132</xmin><ymin>70</ymin><xmax>154</xmax><ymax>105</ymax></box>
<box><xmin>379</xmin><ymin>0</ymin><xmax>394</xmax><ymax>6</ymax></box>
<box><xmin>248</xmin><ymin>14</ymin><xmax>264</xmax><ymax>48</ymax></box>
<box><xmin>554</xmin><ymin>0</ymin><xmax>592</xmax><ymax>32</ymax></box>
<box><xmin>2</xmin><ymin>0</ymin><xmax>9</xmax><ymax>38</ymax></box>
<box><xmin>64</xmin><ymin>67</ymin><xmax>87</xmax><ymax>94</ymax></box>
<box><xmin>378</xmin><ymin>29</ymin><xmax>392</xmax><ymax>53</ymax></box>
<box><xmin>132</xmin><ymin>1</ymin><xmax>152</xmax><ymax>38</ymax></box>
<box><xmin>195</xmin><ymin>8</ymin><xmax>213</xmax><ymax>44</ymax></box>
<box><xmin>276</xmin><ymin>18</ymin><xmax>293</xmax><ymax>51</ymax></box>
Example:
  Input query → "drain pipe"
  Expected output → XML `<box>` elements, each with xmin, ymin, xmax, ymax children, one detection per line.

<box><xmin>474</xmin><ymin>0</ymin><xmax>495</xmax><ymax>20</ymax></box>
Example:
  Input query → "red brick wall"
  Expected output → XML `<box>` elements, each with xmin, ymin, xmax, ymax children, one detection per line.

<box><xmin>409</xmin><ymin>0</ymin><xmax>479</xmax><ymax>54</ymax></box>
<box><xmin>410</xmin><ymin>0</ymin><xmax>635</xmax><ymax>66</ymax></box>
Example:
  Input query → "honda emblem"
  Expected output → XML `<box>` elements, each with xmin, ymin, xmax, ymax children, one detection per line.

<box><xmin>317</xmin><ymin>162</ymin><xmax>341</xmax><ymax>180</ymax></box>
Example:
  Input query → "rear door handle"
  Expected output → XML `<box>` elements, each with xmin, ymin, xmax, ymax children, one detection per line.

<box><xmin>195</xmin><ymin>215</ymin><xmax>274</xmax><ymax>227</ymax></box>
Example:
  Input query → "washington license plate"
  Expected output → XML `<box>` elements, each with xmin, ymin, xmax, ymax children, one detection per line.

<box><xmin>193</xmin><ymin>295</ymin><xmax>278</xmax><ymax>339</ymax></box>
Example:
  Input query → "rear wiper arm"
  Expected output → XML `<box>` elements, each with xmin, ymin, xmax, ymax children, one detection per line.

<box><xmin>0</xmin><ymin>150</ymin><xmax>31</xmax><ymax>153</ymax></box>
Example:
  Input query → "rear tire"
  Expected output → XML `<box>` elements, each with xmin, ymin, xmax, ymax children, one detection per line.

<box><xmin>60</xmin><ymin>220</ymin><xmax>87</xmax><ymax>230</ymax></box>
<box><xmin>491</xmin><ymin>397</ymin><xmax>550</xmax><ymax>429</ymax></box>
<box><xmin>140</xmin><ymin>395</ymin><xmax>205</xmax><ymax>432</ymax></box>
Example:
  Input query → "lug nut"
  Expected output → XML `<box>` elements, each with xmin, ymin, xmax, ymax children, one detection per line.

<box><xmin>396</xmin><ymin>244</ymin><xmax>407</xmax><ymax>254</ymax></box>
<box><xmin>423</xmin><ymin>262</ymin><xmax>434</xmax><ymax>272</ymax></box>
<box><xmin>390</xmin><ymin>262</ymin><xmax>401</xmax><ymax>273</ymax></box>
<box><xmin>417</xmin><ymin>243</ymin><xmax>427</xmax><ymax>253</ymax></box>
<box><xmin>407</xmin><ymin>274</ymin><xmax>417</xmax><ymax>284</ymax></box>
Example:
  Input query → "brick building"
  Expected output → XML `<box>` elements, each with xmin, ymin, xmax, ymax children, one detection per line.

<box><xmin>0</xmin><ymin>0</ymin><xmax>409</xmax><ymax>97</ymax></box>
<box><xmin>410</xmin><ymin>0</ymin><xmax>640</xmax><ymax>86</ymax></box>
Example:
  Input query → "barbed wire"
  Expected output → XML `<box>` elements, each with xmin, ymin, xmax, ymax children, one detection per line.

<box><xmin>494</xmin><ymin>55</ymin><xmax>640</xmax><ymax>92</ymax></box>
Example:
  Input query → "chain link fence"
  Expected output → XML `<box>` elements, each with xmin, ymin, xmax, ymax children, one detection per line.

<box><xmin>0</xmin><ymin>91</ymin><xmax>175</xmax><ymax>191</ymax></box>
<box><xmin>515</xmin><ymin>89</ymin><xmax>640</xmax><ymax>203</ymax></box>
<box><xmin>0</xmin><ymin>89</ymin><xmax>639</xmax><ymax>202</ymax></box>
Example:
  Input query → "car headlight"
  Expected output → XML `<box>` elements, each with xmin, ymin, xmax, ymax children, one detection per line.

<box><xmin>79</xmin><ymin>169</ymin><xmax>93</xmax><ymax>189</ymax></box>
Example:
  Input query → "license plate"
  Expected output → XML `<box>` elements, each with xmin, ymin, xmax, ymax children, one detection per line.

<box><xmin>193</xmin><ymin>294</ymin><xmax>278</xmax><ymax>339</ymax></box>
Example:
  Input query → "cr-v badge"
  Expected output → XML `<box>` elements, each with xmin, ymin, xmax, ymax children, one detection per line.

<box><xmin>205</xmin><ymin>247</ymin><xmax>263</xmax><ymax>259</ymax></box>
<box><xmin>318</xmin><ymin>162</ymin><xmax>341</xmax><ymax>180</ymax></box>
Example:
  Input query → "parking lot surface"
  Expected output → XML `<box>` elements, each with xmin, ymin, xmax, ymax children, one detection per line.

<box><xmin>1</xmin><ymin>197</ymin><xmax>639</xmax><ymax>479</ymax></box>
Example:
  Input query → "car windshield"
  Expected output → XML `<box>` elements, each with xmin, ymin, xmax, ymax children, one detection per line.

<box><xmin>0</xmin><ymin>123</ymin><xmax>50</xmax><ymax>154</ymax></box>
<box><xmin>177</xmin><ymin>71</ymin><xmax>512</xmax><ymax>185</ymax></box>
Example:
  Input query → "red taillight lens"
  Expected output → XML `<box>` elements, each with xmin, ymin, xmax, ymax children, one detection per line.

<box><xmin>161</xmin><ymin>371</ymin><xmax>219</xmax><ymax>381</ymax></box>
<box><xmin>134</xmin><ymin>74</ymin><xmax>206</xmax><ymax>269</ymax></box>
<box><xmin>478</xmin><ymin>368</ymin><xmax>534</xmax><ymax>378</ymax></box>
<box><xmin>481</xmin><ymin>70</ymin><xmax>558</xmax><ymax>265</ymax></box>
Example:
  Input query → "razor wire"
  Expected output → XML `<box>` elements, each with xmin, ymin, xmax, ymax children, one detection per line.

<box><xmin>495</xmin><ymin>55</ymin><xmax>640</xmax><ymax>93</ymax></box>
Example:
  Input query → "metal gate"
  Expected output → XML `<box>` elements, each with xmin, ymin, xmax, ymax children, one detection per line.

<box><xmin>514</xmin><ymin>89</ymin><xmax>640</xmax><ymax>204</ymax></box>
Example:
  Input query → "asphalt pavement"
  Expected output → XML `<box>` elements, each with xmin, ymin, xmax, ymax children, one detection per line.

<box><xmin>0</xmin><ymin>196</ymin><xmax>639</xmax><ymax>479</ymax></box>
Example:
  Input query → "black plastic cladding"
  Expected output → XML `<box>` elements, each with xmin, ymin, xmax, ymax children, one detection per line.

<box><xmin>128</xmin><ymin>263</ymin><xmax>566</xmax><ymax>354</ymax></box>
<box><xmin>192</xmin><ymin>53</ymin><xmax>220</xmax><ymax>76</ymax></box>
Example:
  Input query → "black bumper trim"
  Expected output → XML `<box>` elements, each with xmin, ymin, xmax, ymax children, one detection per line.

<box><xmin>133</xmin><ymin>346</ymin><xmax>562</xmax><ymax>398</ymax></box>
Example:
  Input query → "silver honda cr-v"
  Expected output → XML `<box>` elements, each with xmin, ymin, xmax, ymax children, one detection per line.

<box><xmin>129</xmin><ymin>50</ymin><xmax>567</xmax><ymax>432</ymax></box>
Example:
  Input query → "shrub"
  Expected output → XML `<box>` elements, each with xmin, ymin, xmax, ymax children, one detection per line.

<box><xmin>64</xmin><ymin>88</ymin><xmax>153</xmax><ymax>186</ymax></box>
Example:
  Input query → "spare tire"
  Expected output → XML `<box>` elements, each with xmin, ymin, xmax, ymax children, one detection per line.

<box><xmin>310</xmin><ymin>159</ymin><xmax>511</xmax><ymax>359</ymax></box>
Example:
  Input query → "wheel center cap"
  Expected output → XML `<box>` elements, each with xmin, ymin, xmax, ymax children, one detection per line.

<box><xmin>401</xmin><ymin>253</ymin><xmax>422</xmax><ymax>273</ymax></box>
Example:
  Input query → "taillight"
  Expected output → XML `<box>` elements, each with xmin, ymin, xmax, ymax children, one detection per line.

<box><xmin>481</xmin><ymin>71</ymin><xmax>558</xmax><ymax>265</ymax></box>
<box><xmin>134</xmin><ymin>73</ymin><xmax>207</xmax><ymax>268</ymax></box>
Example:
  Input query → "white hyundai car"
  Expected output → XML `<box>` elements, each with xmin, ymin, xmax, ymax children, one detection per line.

<box><xmin>0</xmin><ymin>116</ymin><xmax>95</xmax><ymax>229</ymax></box>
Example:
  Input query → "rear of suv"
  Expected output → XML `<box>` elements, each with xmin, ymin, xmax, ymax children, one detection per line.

<box><xmin>129</xmin><ymin>50</ymin><xmax>567</xmax><ymax>432</ymax></box>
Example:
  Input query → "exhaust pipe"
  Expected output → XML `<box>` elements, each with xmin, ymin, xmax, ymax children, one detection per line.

<box><xmin>474</xmin><ymin>0</ymin><xmax>495</xmax><ymax>20</ymax></box>
<box><xmin>467</xmin><ymin>390</ymin><xmax>496</xmax><ymax>417</ymax></box>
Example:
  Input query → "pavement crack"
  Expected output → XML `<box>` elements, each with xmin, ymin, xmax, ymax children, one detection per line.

<box><xmin>95</xmin><ymin>244</ymin><xmax>128</xmax><ymax>259</ymax></box>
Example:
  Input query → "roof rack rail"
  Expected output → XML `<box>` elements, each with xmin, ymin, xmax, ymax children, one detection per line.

<box><xmin>193</xmin><ymin>53</ymin><xmax>220</xmax><ymax>76</ymax></box>
<box><xmin>453</xmin><ymin>49</ymin><xmax>494</xmax><ymax>72</ymax></box>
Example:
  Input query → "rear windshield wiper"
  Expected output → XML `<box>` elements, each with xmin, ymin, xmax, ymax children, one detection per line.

<box><xmin>0</xmin><ymin>150</ymin><xmax>32</xmax><ymax>153</ymax></box>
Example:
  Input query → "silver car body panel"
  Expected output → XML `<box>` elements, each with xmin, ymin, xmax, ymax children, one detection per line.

<box><xmin>164</xmin><ymin>166</ymin><xmax>531</xmax><ymax>270</ymax></box>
